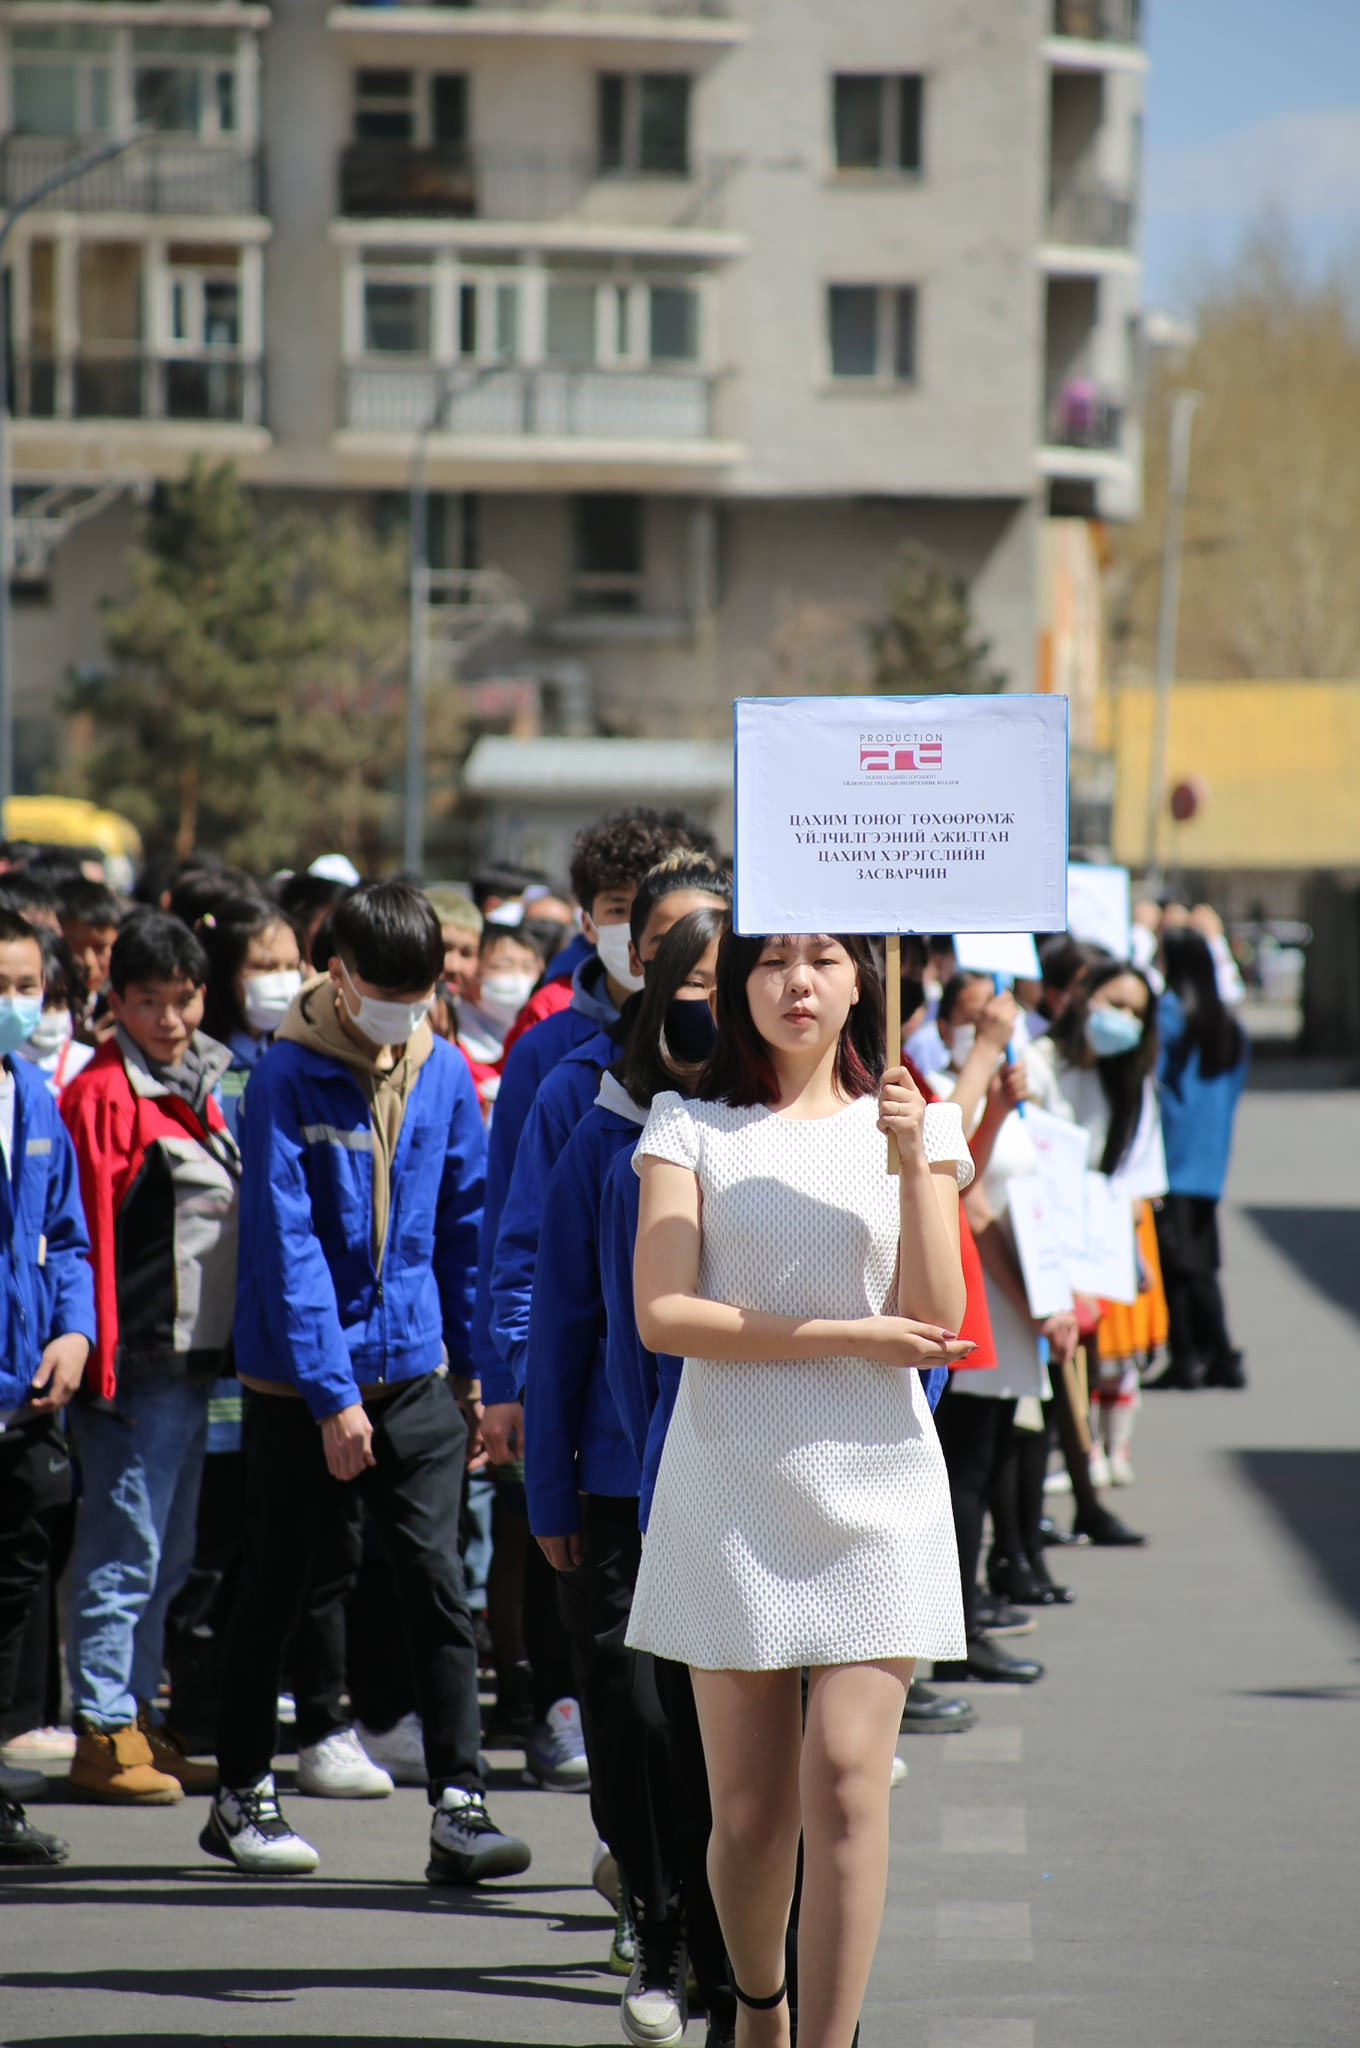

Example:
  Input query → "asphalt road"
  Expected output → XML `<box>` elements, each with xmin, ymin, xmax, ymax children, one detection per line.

<box><xmin>3</xmin><ymin>1083</ymin><xmax>1358</xmax><ymax>2048</ymax></box>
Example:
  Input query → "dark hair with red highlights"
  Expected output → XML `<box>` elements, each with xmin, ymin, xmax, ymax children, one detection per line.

<box><xmin>698</xmin><ymin>930</ymin><xmax>885</xmax><ymax>1109</ymax></box>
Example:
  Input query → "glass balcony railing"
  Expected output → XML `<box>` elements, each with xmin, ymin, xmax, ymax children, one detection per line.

<box><xmin>341</xmin><ymin>2</ymin><xmax>733</xmax><ymax>17</ymax></box>
<box><xmin>0</xmin><ymin>135</ymin><xmax>265</xmax><ymax>217</ymax></box>
<box><xmin>1045</xmin><ymin>378</ymin><xmax>1124</xmax><ymax>451</ymax></box>
<box><xmin>344</xmin><ymin>361</ymin><xmax>714</xmax><ymax>441</ymax></box>
<box><xmin>11</xmin><ymin>353</ymin><xmax>265</xmax><ymax>428</ymax></box>
<box><xmin>338</xmin><ymin>143</ymin><xmax>729</xmax><ymax>229</ymax></box>
<box><xmin>1046</xmin><ymin>182</ymin><xmax>1135</xmax><ymax>249</ymax></box>
<box><xmin>1051</xmin><ymin>0</ymin><xmax>1141</xmax><ymax>44</ymax></box>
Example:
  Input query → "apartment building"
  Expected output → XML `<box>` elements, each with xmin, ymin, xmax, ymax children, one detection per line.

<box><xmin>1</xmin><ymin>0</ymin><xmax>1145</xmax><ymax>796</ymax></box>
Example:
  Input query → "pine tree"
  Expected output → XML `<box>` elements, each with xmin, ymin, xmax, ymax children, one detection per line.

<box><xmin>72</xmin><ymin>460</ymin><xmax>304</xmax><ymax>858</ymax></box>
<box><xmin>865</xmin><ymin>542</ymin><xmax>1006</xmax><ymax>697</ymax></box>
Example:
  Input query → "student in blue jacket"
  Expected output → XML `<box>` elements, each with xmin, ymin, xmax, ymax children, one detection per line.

<box><xmin>1153</xmin><ymin>926</ymin><xmax>1250</xmax><ymax>1390</ymax></box>
<box><xmin>472</xmin><ymin>812</ymin><xmax>716</xmax><ymax>1782</ymax></box>
<box><xmin>206</xmin><ymin>883</ymin><xmax>529</xmax><ymax>1886</ymax></box>
<box><xmin>528</xmin><ymin>906</ymin><xmax>733</xmax><ymax>2048</ymax></box>
<box><xmin>0</xmin><ymin>908</ymin><xmax>96</xmax><ymax>1867</ymax></box>
<box><xmin>479</xmin><ymin>843</ymin><xmax>732</xmax><ymax>1800</ymax></box>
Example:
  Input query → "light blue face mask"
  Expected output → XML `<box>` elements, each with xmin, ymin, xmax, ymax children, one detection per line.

<box><xmin>1084</xmin><ymin>1005</ymin><xmax>1143</xmax><ymax>1060</ymax></box>
<box><xmin>0</xmin><ymin>994</ymin><xmax>44</xmax><ymax>1057</ymax></box>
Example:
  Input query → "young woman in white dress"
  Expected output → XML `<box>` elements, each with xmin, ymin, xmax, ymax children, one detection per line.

<box><xmin>629</xmin><ymin>930</ymin><xmax>976</xmax><ymax>2048</ymax></box>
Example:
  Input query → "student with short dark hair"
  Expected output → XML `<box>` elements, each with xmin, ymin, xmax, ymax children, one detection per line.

<box><xmin>0</xmin><ymin>910</ymin><xmax>96</xmax><ymax>1866</ymax></box>
<box><xmin>57</xmin><ymin>878</ymin><xmax>122</xmax><ymax>1011</ymax></box>
<box><xmin>208</xmin><ymin>881</ymin><xmax>528</xmax><ymax>1883</ymax></box>
<box><xmin>60</xmin><ymin>911</ymin><xmax>241</xmax><ymax>1805</ymax></box>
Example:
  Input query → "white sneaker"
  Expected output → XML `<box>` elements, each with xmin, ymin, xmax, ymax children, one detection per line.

<box><xmin>592</xmin><ymin>1837</ymin><xmax>620</xmax><ymax>1906</ymax></box>
<box><xmin>890</xmin><ymin>1753</ymin><xmax>909</xmax><ymax>1789</ymax></box>
<box><xmin>200</xmin><ymin>1774</ymin><xmax>319</xmax><ymax>1875</ymax></box>
<box><xmin>296</xmin><ymin>1726</ymin><xmax>393</xmax><ymax>1799</ymax></box>
<box><xmin>426</xmin><ymin>1786</ymin><xmax>532</xmax><ymax>1884</ymax></box>
<box><xmin>524</xmin><ymin>1697</ymin><xmax>590</xmax><ymax>1792</ymax></box>
<box><xmin>1088</xmin><ymin>1448</ymin><xmax>1112</xmax><ymax>1491</ymax></box>
<box><xmin>353</xmin><ymin>1712</ymin><xmax>426</xmax><ymax>1787</ymax></box>
<box><xmin>1043</xmin><ymin>1468</ymin><xmax>1073</xmax><ymax>1496</ymax></box>
<box><xmin>1108</xmin><ymin>1449</ymin><xmax>1136</xmax><ymax>1487</ymax></box>
<box><xmin>622</xmin><ymin>1917</ymin><xmax>688</xmax><ymax>2047</ymax></box>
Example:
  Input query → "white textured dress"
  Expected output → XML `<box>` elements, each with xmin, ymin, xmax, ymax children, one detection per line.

<box><xmin>625</xmin><ymin>1091</ymin><xmax>973</xmax><ymax>1672</ymax></box>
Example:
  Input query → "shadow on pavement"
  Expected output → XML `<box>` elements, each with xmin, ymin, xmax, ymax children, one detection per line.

<box><xmin>1233</xmin><ymin>1449</ymin><xmax>1360</xmax><ymax>1629</ymax></box>
<box><xmin>0</xmin><ymin>1963</ymin><xmax>618</xmax><ymax>2010</ymax></box>
<box><xmin>3</xmin><ymin>2040</ymin><xmax>582</xmax><ymax>2047</ymax></box>
<box><xmin>1241</xmin><ymin>1207</ymin><xmax>1360</xmax><ymax>1327</ymax></box>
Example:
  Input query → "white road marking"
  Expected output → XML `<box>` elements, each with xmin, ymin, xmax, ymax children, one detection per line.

<box><xmin>943</xmin><ymin>1725</ymin><xmax>1024</xmax><ymax>1764</ymax></box>
<box><xmin>940</xmin><ymin>1805</ymin><xmax>1028</xmax><ymax>1854</ymax></box>
<box><xmin>933</xmin><ymin>1900</ymin><xmax>1034</xmax><ymax>1964</ymax></box>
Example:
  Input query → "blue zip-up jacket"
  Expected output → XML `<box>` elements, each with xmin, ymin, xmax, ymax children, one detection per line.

<box><xmin>233</xmin><ymin>1026</ymin><xmax>485</xmax><ymax>1421</ymax></box>
<box><xmin>488</xmin><ymin>1026</ymin><xmax>616</xmax><ymax>1400</ymax></box>
<box><xmin>1</xmin><ymin>1053</ymin><xmax>96</xmax><ymax>1408</ymax></box>
<box><xmin>217</xmin><ymin>1026</ymin><xmax>268</xmax><ymax>1146</ymax></box>
<box><xmin>524</xmin><ymin>1073</ymin><xmax>645</xmax><ymax>1535</ymax></box>
<box><xmin>601</xmin><ymin>1126</ymin><xmax>950</xmax><ymax>1532</ymax></box>
<box><xmin>600</xmin><ymin>1137</ymin><xmax>679</xmax><ymax>1533</ymax></box>
<box><xmin>471</xmin><ymin>955</ymin><xmax>619</xmax><ymax>1405</ymax></box>
<box><xmin>1156</xmin><ymin>991</ymin><xmax>1249</xmax><ymax>1202</ymax></box>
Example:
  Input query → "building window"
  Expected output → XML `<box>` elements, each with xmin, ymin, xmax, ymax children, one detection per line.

<box><xmin>545</xmin><ymin>281</ymin><xmax>598</xmax><ymax>364</ymax></box>
<box><xmin>364</xmin><ymin>279</ymin><xmax>431</xmax><ymax>355</ymax></box>
<box><xmin>132</xmin><ymin>30</ymin><xmax>238</xmax><ymax>138</ymax></box>
<box><xmin>572</xmin><ymin>494</ymin><xmax>643</xmax><ymax>612</ymax></box>
<box><xmin>10</xmin><ymin>28</ymin><xmax>113</xmax><ymax>137</ymax></box>
<box><xmin>354</xmin><ymin>69</ymin><xmax>416</xmax><ymax>143</ymax></box>
<box><xmin>597</xmin><ymin>73</ymin><xmax>691</xmax><ymax>177</ymax></box>
<box><xmin>833</xmin><ymin>74</ymin><xmax>923</xmax><ymax>174</ymax></box>
<box><xmin>828</xmin><ymin>285</ymin><xmax>918</xmax><ymax>383</ymax></box>
<box><xmin>648</xmin><ymin>285</ymin><xmax>698</xmax><ymax>363</ymax></box>
<box><xmin>166</xmin><ymin>269</ymin><xmax>241</xmax><ymax>351</ymax></box>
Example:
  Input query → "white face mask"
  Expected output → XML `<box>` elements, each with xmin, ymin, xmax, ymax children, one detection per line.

<box><xmin>593</xmin><ymin>920</ymin><xmax>645</xmax><ymax>995</ymax></box>
<box><xmin>242</xmin><ymin>969</ymin><xmax>302</xmax><ymax>1036</ymax></box>
<box><xmin>19</xmin><ymin>1006</ymin><xmax>72</xmax><ymax>1061</ymax></box>
<box><xmin>948</xmin><ymin>1023</ymin><xmax>976</xmax><ymax>1067</ymax></box>
<box><xmin>339</xmin><ymin>961</ymin><xmax>431</xmax><ymax>1048</ymax></box>
<box><xmin>477</xmin><ymin>971</ymin><xmax>537</xmax><ymax>1026</ymax></box>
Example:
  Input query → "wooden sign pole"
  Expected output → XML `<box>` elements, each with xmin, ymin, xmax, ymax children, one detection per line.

<box><xmin>885</xmin><ymin>932</ymin><xmax>901</xmax><ymax>1177</ymax></box>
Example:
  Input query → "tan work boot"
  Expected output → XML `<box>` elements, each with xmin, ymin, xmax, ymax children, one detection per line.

<box><xmin>136</xmin><ymin>1707</ymin><xmax>218</xmax><ymax>1794</ymax></box>
<box><xmin>69</xmin><ymin>1723</ymin><xmax>184</xmax><ymax>1805</ymax></box>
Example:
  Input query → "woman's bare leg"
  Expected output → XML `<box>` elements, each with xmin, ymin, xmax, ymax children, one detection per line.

<box><xmin>796</xmin><ymin>1657</ymin><xmax>914</xmax><ymax>2048</ymax></box>
<box><xmin>689</xmin><ymin>1666</ymin><xmax>803</xmax><ymax>2045</ymax></box>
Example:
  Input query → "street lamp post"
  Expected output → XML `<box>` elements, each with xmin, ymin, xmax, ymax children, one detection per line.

<box><xmin>1142</xmin><ymin>388</ymin><xmax>1200</xmax><ymax>886</ymax></box>
<box><xmin>0</xmin><ymin>130</ymin><xmax>141</xmax><ymax>813</ymax></box>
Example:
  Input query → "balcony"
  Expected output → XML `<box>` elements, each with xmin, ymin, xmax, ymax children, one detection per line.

<box><xmin>326</xmin><ymin>2</ymin><xmax>745</xmax><ymax>52</ymax></box>
<box><xmin>1040</xmin><ymin>377</ymin><xmax>1128</xmax><ymax>481</ymax></box>
<box><xmin>1044</xmin><ymin>0</ymin><xmax>1144</xmax><ymax>71</ymax></box>
<box><xmin>1050</xmin><ymin>0</ymin><xmax>1140</xmax><ymax>40</ymax></box>
<box><xmin>338</xmin><ymin>142</ymin><xmax>730</xmax><ymax>235</ymax></box>
<box><xmin>344</xmin><ymin>360</ymin><xmax>713</xmax><ymax>439</ymax></box>
<box><xmin>1043</xmin><ymin>181</ymin><xmax>1137</xmax><ymax>272</ymax></box>
<box><xmin>0</xmin><ymin>135</ymin><xmax>265</xmax><ymax>220</ymax></box>
<box><xmin>10</xmin><ymin>353</ymin><xmax>265</xmax><ymax>429</ymax></box>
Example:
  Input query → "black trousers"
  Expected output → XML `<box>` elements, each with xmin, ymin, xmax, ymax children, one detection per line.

<box><xmin>0</xmin><ymin>1420</ymin><xmax>73</xmax><ymax>1731</ymax></box>
<box><xmin>217</xmin><ymin>1376</ymin><xmax>483</xmax><ymax>1798</ymax></box>
<box><xmin>653</xmin><ymin>1654</ymin><xmax>735</xmax><ymax>2029</ymax></box>
<box><xmin>554</xmin><ymin>1495</ymin><xmax>676</xmax><ymax>1922</ymax></box>
<box><xmin>934</xmin><ymin>1388</ymin><xmax>1018</xmax><ymax>1635</ymax></box>
<box><xmin>523</xmin><ymin>1528</ymin><xmax>577</xmax><ymax>1722</ymax></box>
<box><xmin>1156</xmin><ymin>1195</ymin><xmax>1235</xmax><ymax>1370</ymax></box>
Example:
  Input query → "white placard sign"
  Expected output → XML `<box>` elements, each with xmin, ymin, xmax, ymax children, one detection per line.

<box><xmin>1023</xmin><ymin>1106</ymin><xmax>1092</xmax><ymax>1257</ymax></box>
<box><xmin>1067</xmin><ymin>862</ymin><xmax>1132</xmax><ymax>960</ymax></box>
<box><xmin>733</xmin><ymin>695</ymin><xmax>1068</xmax><ymax>936</ymax></box>
<box><xmin>1006</xmin><ymin>1176</ymin><xmax>1076</xmax><ymax>1317</ymax></box>
<box><xmin>1068</xmin><ymin>1173</ymin><xmax>1139</xmax><ymax>1304</ymax></box>
<box><xmin>954</xmin><ymin>931</ymin><xmax>1043</xmax><ymax>979</ymax></box>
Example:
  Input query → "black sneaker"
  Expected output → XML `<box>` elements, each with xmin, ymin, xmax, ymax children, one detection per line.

<box><xmin>200</xmin><ymin>1774</ymin><xmax>320</xmax><ymax>1874</ymax></box>
<box><xmin>0</xmin><ymin>1793</ymin><xmax>69</xmax><ymax>1866</ymax></box>
<box><xmin>622</xmin><ymin>1913</ymin><xmax>688</xmax><ymax>2047</ymax></box>
<box><xmin>426</xmin><ymin>1786</ymin><xmax>532</xmax><ymax>1883</ymax></box>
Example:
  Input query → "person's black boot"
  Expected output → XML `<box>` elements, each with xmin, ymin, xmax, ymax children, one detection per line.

<box><xmin>1072</xmin><ymin>1504</ymin><xmax>1146</xmax><ymax>1546</ymax></box>
<box><xmin>0</xmin><ymin>1793</ymin><xmax>69</xmax><ymax>1866</ymax></box>
<box><xmin>900</xmin><ymin>1680</ymin><xmax>976</xmax><ymax>1733</ymax></box>
<box><xmin>934</xmin><ymin>1636</ymin><xmax>1044</xmax><ymax>1684</ymax></box>
<box><xmin>1146</xmin><ymin>1354</ymin><xmax>1205</xmax><ymax>1391</ymax></box>
<box><xmin>1204</xmin><ymin>1349</ymin><xmax>1247</xmax><ymax>1390</ymax></box>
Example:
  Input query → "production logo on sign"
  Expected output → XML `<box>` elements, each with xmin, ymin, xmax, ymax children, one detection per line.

<box><xmin>733</xmin><ymin>694</ymin><xmax>1069</xmax><ymax>937</ymax></box>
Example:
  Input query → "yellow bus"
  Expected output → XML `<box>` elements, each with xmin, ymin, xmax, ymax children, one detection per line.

<box><xmin>2</xmin><ymin>796</ymin><xmax>143</xmax><ymax>887</ymax></box>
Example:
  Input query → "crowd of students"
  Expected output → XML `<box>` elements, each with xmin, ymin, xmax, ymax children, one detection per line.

<box><xmin>0</xmin><ymin>821</ymin><xmax>1250</xmax><ymax>2048</ymax></box>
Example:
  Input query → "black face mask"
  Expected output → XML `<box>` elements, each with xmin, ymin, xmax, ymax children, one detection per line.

<box><xmin>899</xmin><ymin>977</ymin><xmax>926</xmax><ymax>1021</ymax></box>
<box><xmin>664</xmin><ymin>995</ymin><xmax>718</xmax><ymax>1064</ymax></box>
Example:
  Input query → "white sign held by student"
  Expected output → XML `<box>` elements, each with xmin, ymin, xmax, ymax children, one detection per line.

<box><xmin>1067</xmin><ymin>862</ymin><xmax>1133</xmax><ymax>961</ymax></box>
<box><xmin>1068</xmin><ymin>1173</ymin><xmax>1139</xmax><ymax>1304</ymax></box>
<box><xmin>1022</xmin><ymin>1105</ymin><xmax>1092</xmax><ymax>1258</ymax></box>
<box><xmin>1006</xmin><ymin>1175</ymin><xmax>1076</xmax><ymax>1318</ymax></box>
<box><xmin>733</xmin><ymin>694</ymin><xmax>1069</xmax><ymax>936</ymax></box>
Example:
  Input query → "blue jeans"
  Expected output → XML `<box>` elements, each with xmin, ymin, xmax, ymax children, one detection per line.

<box><xmin>67</xmin><ymin>1378</ymin><xmax>210</xmax><ymax>1731</ymax></box>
